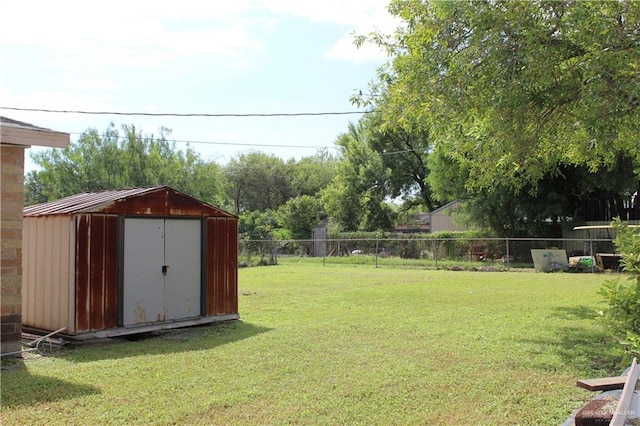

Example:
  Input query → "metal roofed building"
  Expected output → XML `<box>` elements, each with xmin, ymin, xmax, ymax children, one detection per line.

<box><xmin>22</xmin><ymin>186</ymin><xmax>239</xmax><ymax>338</ymax></box>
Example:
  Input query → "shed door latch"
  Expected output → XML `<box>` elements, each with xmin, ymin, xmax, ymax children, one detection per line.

<box><xmin>162</xmin><ymin>265</ymin><xmax>168</xmax><ymax>275</ymax></box>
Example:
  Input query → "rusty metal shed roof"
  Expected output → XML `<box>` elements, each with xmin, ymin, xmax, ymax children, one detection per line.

<box><xmin>24</xmin><ymin>186</ymin><xmax>235</xmax><ymax>218</ymax></box>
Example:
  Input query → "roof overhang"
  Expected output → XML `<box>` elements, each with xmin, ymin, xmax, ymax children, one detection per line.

<box><xmin>573</xmin><ymin>225</ymin><xmax>640</xmax><ymax>230</ymax></box>
<box><xmin>0</xmin><ymin>116</ymin><xmax>70</xmax><ymax>148</ymax></box>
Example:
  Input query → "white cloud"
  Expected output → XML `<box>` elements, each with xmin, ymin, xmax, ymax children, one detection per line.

<box><xmin>95</xmin><ymin>48</ymin><xmax>175</xmax><ymax>69</ymax></box>
<box><xmin>0</xmin><ymin>1</ymin><xmax>268</xmax><ymax>71</ymax></box>
<box><xmin>1</xmin><ymin>0</ymin><xmax>395</xmax><ymax>135</ymax></box>
<box><xmin>257</xmin><ymin>0</ymin><xmax>389</xmax><ymax>26</ymax></box>
<box><xmin>1</xmin><ymin>0</ymin><xmax>397</xmax><ymax>68</ymax></box>
<box><xmin>59</xmin><ymin>79</ymin><xmax>121</xmax><ymax>92</ymax></box>
<box><xmin>40</xmin><ymin>59</ymin><xmax>77</xmax><ymax>70</ymax></box>
<box><xmin>165</xmin><ymin>25</ymin><xmax>264</xmax><ymax>57</ymax></box>
<box><xmin>1</xmin><ymin>89</ymin><xmax>110</xmax><ymax>112</ymax></box>
<box><xmin>257</xmin><ymin>0</ymin><xmax>399</xmax><ymax>64</ymax></box>
<box><xmin>123</xmin><ymin>0</ymin><xmax>257</xmax><ymax>22</ymax></box>
<box><xmin>325</xmin><ymin>32</ymin><xmax>390</xmax><ymax>64</ymax></box>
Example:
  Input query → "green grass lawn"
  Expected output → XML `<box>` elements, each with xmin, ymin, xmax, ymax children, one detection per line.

<box><xmin>0</xmin><ymin>265</ymin><xmax>628</xmax><ymax>425</ymax></box>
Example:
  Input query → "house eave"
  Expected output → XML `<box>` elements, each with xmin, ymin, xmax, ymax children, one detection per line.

<box><xmin>1</xmin><ymin>124</ymin><xmax>70</xmax><ymax>148</ymax></box>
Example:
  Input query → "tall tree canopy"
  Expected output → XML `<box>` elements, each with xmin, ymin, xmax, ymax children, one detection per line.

<box><xmin>357</xmin><ymin>0</ymin><xmax>640</xmax><ymax>191</ymax></box>
<box><xmin>429</xmin><ymin>143</ymin><xmax>640</xmax><ymax>236</ymax></box>
<box><xmin>25</xmin><ymin>123</ymin><xmax>224</xmax><ymax>206</ymax></box>
<box><xmin>321</xmin><ymin>121</ymin><xmax>396</xmax><ymax>231</ymax></box>
<box><xmin>360</xmin><ymin>112</ymin><xmax>438</xmax><ymax>211</ymax></box>
<box><xmin>223</xmin><ymin>152</ymin><xmax>294</xmax><ymax>214</ymax></box>
<box><xmin>288</xmin><ymin>149</ymin><xmax>338</xmax><ymax>198</ymax></box>
<box><xmin>276</xmin><ymin>195</ymin><xmax>325</xmax><ymax>239</ymax></box>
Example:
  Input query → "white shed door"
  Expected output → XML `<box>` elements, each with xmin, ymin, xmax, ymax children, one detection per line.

<box><xmin>123</xmin><ymin>218</ymin><xmax>201</xmax><ymax>326</ymax></box>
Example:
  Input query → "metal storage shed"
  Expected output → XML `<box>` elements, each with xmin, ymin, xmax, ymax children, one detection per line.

<box><xmin>22</xmin><ymin>186</ymin><xmax>239</xmax><ymax>338</ymax></box>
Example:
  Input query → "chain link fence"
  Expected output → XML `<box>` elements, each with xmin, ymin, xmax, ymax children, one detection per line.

<box><xmin>238</xmin><ymin>237</ymin><xmax>620</xmax><ymax>272</ymax></box>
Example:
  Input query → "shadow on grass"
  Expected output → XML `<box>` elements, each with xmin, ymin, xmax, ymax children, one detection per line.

<box><xmin>553</xmin><ymin>305</ymin><xmax>602</xmax><ymax>321</ymax></box>
<box><xmin>1</xmin><ymin>359</ymin><xmax>101</xmax><ymax>408</ymax></box>
<box><xmin>520</xmin><ymin>306</ymin><xmax>626</xmax><ymax>376</ymax></box>
<box><xmin>60</xmin><ymin>320</ymin><xmax>272</xmax><ymax>363</ymax></box>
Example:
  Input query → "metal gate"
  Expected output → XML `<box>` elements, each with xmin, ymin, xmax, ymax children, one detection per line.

<box><xmin>122</xmin><ymin>218</ymin><xmax>201</xmax><ymax>326</ymax></box>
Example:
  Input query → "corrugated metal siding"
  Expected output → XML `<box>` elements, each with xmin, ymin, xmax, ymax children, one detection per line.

<box><xmin>227</xmin><ymin>218</ymin><xmax>238</xmax><ymax>314</ymax></box>
<box><xmin>75</xmin><ymin>215</ymin><xmax>90</xmax><ymax>331</ymax></box>
<box><xmin>206</xmin><ymin>217</ymin><xmax>238</xmax><ymax>316</ymax></box>
<box><xmin>22</xmin><ymin>216</ymin><xmax>74</xmax><ymax>331</ymax></box>
<box><xmin>74</xmin><ymin>214</ymin><xmax>119</xmax><ymax>332</ymax></box>
<box><xmin>228</xmin><ymin>219</ymin><xmax>238</xmax><ymax>314</ymax></box>
<box><xmin>90</xmin><ymin>215</ymin><xmax>119</xmax><ymax>330</ymax></box>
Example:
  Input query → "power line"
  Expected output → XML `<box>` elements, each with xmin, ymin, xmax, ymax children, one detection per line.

<box><xmin>37</xmin><ymin>129</ymin><xmax>418</xmax><ymax>154</ymax></box>
<box><xmin>0</xmin><ymin>105</ymin><xmax>368</xmax><ymax>151</ymax></box>
<box><xmin>2</xmin><ymin>106</ymin><xmax>422</xmax><ymax>156</ymax></box>
<box><xmin>1</xmin><ymin>106</ymin><xmax>376</xmax><ymax>118</ymax></box>
<box><xmin>65</xmin><ymin>130</ymin><xmax>337</xmax><ymax>150</ymax></box>
<box><xmin>178</xmin><ymin>140</ymin><xmax>336</xmax><ymax>149</ymax></box>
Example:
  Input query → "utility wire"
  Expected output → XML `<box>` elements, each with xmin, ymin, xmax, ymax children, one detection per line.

<box><xmin>171</xmin><ymin>140</ymin><xmax>335</xmax><ymax>149</ymax></box>
<box><xmin>65</xmin><ymin>130</ymin><xmax>336</xmax><ymax>150</ymax></box>
<box><xmin>1</xmin><ymin>106</ymin><xmax>376</xmax><ymax>117</ymax></box>
<box><xmin>2</xmin><ymin>106</ymin><xmax>423</xmax><ymax>156</ymax></box>
<box><xmin>22</xmin><ymin>128</ymin><xmax>417</xmax><ymax>154</ymax></box>
<box><xmin>66</xmin><ymin>129</ymin><xmax>419</xmax><ymax>153</ymax></box>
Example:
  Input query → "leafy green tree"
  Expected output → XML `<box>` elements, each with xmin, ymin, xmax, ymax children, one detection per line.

<box><xmin>24</xmin><ymin>171</ymin><xmax>47</xmax><ymax>205</ymax></box>
<box><xmin>288</xmin><ymin>149</ymin><xmax>338</xmax><ymax>198</ymax></box>
<box><xmin>426</xmin><ymin>146</ymin><xmax>468</xmax><ymax>204</ymax></box>
<box><xmin>357</xmin><ymin>0</ymin><xmax>640</xmax><ymax>191</ymax></box>
<box><xmin>238</xmin><ymin>210</ymin><xmax>281</xmax><ymax>265</ymax></box>
<box><xmin>321</xmin><ymin>122</ymin><xmax>396</xmax><ymax>231</ymax></box>
<box><xmin>24</xmin><ymin>123</ymin><xmax>224</xmax><ymax>206</ymax></box>
<box><xmin>430</xmin><ymin>147</ymin><xmax>640</xmax><ymax>237</ymax></box>
<box><xmin>276</xmin><ymin>195</ymin><xmax>325</xmax><ymax>239</ymax></box>
<box><xmin>320</xmin><ymin>180</ymin><xmax>362</xmax><ymax>232</ymax></box>
<box><xmin>599</xmin><ymin>219</ymin><xmax>640</xmax><ymax>355</ymax></box>
<box><xmin>361</xmin><ymin>112</ymin><xmax>438</xmax><ymax>212</ymax></box>
<box><xmin>239</xmin><ymin>210</ymin><xmax>279</xmax><ymax>240</ymax></box>
<box><xmin>224</xmin><ymin>152</ymin><xmax>294</xmax><ymax>214</ymax></box>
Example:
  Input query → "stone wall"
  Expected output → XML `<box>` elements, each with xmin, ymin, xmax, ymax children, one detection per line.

<box><xmin>1</xmin><ymin>145</ymin><xmax>25</xmax><ymax>354</ymax></box>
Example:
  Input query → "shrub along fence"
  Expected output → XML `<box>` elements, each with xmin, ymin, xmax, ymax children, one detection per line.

<box><xmin>238</xmin><ymin>236</ymin><xmax>619</xmax><ymax>272</ymax></box>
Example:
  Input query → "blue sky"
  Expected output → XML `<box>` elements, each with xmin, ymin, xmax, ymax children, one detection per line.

<box><xmin>0</xmin><ymin>1</ymin><xmax>398</xmax><ymax>172</ymax></box>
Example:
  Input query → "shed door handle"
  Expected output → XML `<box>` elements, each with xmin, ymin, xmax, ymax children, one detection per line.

<box><xmin>162</xmin><ymin>265</ymin><xmax>168</xmax><ymax>275</ymax></box>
